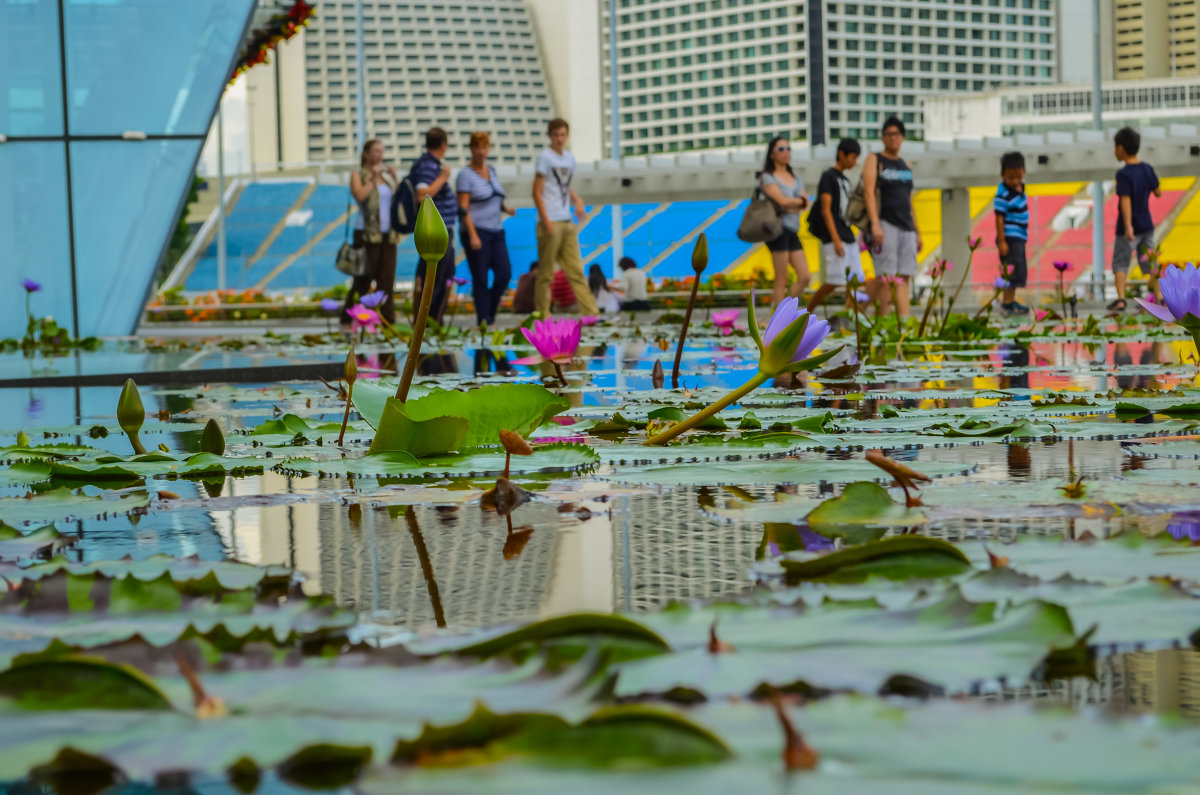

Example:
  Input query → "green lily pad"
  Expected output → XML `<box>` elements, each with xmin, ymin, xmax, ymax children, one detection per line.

<box><xmin>806</xmin><ymin>482</ymin><xmax>927</xmax><ymax>531</ymax></box>
<box><xmin>278</xmin><ymin>444</ymin><xmax>598</xmax><ymax>478</ymax></box>
<box><xmin>780</xmin><ymin>536</ymin><xmax>971</xmax><ymax>583</ymax></box>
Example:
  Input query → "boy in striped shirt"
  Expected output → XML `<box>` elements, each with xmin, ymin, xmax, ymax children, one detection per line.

<box><xmin>994</xmin><ymin>151</ymin><xmax>1029</xmax><ymax>315</ymax></box>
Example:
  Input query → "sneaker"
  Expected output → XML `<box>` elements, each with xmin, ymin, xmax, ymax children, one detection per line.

<box><xmin>1106</xmin><ymin>299</ymin><xmax>1127</xmax><ymax>312</ymax></box>
<box><xmin>1008</xmin><ymin>301</ymin><xmax>1030</xmax><ymax>315</ymax></box>
<box><xmin>999</xmin><ymin>302</ymin><xmax>1013</xmax><ymax>314</ymax></box>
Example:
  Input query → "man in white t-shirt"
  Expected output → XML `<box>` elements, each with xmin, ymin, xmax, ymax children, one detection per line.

<box><xmin>532</xmin><ymin>119</ymin><xmax>597</xmax><ymax>316</ymax></box>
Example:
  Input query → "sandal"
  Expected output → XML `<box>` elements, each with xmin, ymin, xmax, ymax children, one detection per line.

<box><xmin>1105</xmin><ymin>299</ymin><xmax>1126</xmax><ymax>312</ymax></box>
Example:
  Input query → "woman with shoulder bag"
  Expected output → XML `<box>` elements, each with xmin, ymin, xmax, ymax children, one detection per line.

<box><xmin>341</xmin><ymin>139</ymin><xmax>400</xmax><ymax>327</ymax></box>
<box><xmin>457</xmin><ymin>132</ymin><xmax>517</xmax><ymax>326</ymax></box>
<box><xmin>758</xmin><ymin>136</ymin><xmax>811</xmax><ymax>307</ymax></box>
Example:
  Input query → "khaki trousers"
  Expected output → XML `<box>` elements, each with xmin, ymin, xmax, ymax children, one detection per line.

<box><xmin>535</xmin><ymin>220</ymin><xmax>598</xmax><ymax>316</ymax></box>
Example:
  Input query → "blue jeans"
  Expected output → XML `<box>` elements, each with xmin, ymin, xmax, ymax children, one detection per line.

<box><xmin>415</xmin><ymin>238</ymin><xmax>456</xmax><ymax>324</ymax></box>
<box><xmin>462</xmin><ymin>227</ymin><xmax>512</xmax><ymax>325</ymax></box>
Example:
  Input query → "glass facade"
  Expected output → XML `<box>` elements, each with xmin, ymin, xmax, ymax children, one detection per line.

<box><xmin>0</xmin><ymin>0</ymin><xmax>256</xmax><ymax>340</ymax></box>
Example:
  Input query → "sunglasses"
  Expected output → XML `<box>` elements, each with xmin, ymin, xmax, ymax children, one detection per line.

<box><xmin>775</xmin><ymin>146</ymin><xmax>790</xmax><ymax>152</ymax></box>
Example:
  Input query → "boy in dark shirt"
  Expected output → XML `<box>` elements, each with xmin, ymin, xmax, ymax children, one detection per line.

<box><xmin>1109</xmin><ymin>126</ymin><xmax>1161</xmax><ymax>311</ymax></box>
<box><xmin>807</xmin><ymin>138</ymin><xmax>866</xmax><ymax>311</ymax></box>
<box><xmin>994</xmin><ymin>151</ymin><xmax>1029</xmax><ymax>315</ymax></box>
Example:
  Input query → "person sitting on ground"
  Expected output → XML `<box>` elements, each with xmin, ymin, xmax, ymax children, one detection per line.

<box><xmin>1108</xmin><ymin>126</ymin><xmax>1162</xmax><ymax>312</ymax></box>
<box><xmin>617</xmin><ymin>256</ymin><xmax>650</xmax><ymax>312</ymax></box>
<box><xmin>588</xmin><ymin>264</ymin><xmax>622</xmax><ymax>313</ymax></box>
<box><xmin>807</xmin><ymin>138</ymin><xmax>866</xmax><ymax>311</ymax></box>
<box><xmin>512</xmin><ymin>261</ymin><xmax>538</xmax><ymax>315</ymax></box>
<box><xmin>994</xmin><ymin>151</ymin><xmax>1030</xmax><ymax>315</ymax></box>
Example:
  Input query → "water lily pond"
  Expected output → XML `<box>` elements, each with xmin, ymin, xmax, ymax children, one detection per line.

<box><xmin>3</xmin><ymin>317</ymin><xmax>1200</xmax><ymax>793</ymax></box>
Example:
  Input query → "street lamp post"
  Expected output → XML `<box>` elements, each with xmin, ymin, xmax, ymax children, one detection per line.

<box><xmin>1090</xmin><ymin>0</ymin><xmax>1105</xmax><ymax>299</ymax></box>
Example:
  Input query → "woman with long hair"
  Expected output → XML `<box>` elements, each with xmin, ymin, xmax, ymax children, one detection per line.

<box><xmin>456</xmin><ymin>131</ymin><xmax>516</xmax><ymax>325</ymax></box>
<box><xmin>758</xmin><ymin>136</ymin><xmax>811</xmax><ymax>307</ymax></box>
<box><xmin>343</xmin><ymin>138</ymin><xmax>399</xmax><ymax>325</ymax></box>
<box><xmin>588</xmin><ymin>263</ymin><xmax>621</xmax><ymax>313</ymax></box>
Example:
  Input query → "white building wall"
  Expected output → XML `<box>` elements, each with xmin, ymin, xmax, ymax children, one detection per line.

<box><xmin>524</xmin><ymin>0</ymin><xmax>605</xmax><ymax>161</ymax></box>
<box><xmin>301</xmin><ymin>0</ymin><xmax>554</xmax><ymax>166</ymax></box>
<box><xmin>923</xmin><ymin>93</ymin><xmax>1003</xmax><ymax>140</ymax></box>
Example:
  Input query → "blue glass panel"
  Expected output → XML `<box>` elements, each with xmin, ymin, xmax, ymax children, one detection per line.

<box><xmin>63</xmin><ymin>0</ymin><xmax>254</xmax><ymax>135</ymax></box>
<box><xmin>71</xmin><ymin>139</ymin><xmax>201</xmax><ymax>337</ymax></box>
<box><xmin>0</xmin><ymin>0</ymin><xmax>64</xmax><ymax>135</ymax></box>
<box><xmin>0</xmin><ymin>143</ymin><xmax>73</xmax><ymax>340</ymax></box>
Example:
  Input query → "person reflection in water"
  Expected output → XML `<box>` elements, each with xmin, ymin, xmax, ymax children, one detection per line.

<box><xmin>419</xmin><ymin>352</ymin><xmax>459</xmax><ymax>376</ymax></box>
<box><xmin>997</xmin><ymin>342</ymin><xmax>1030</xmax><ymax>391</ymax></box>
<box><xmin>474</xmin><ymin>348</ymin><xmax>511</xmax><ymax>375</ymax></box>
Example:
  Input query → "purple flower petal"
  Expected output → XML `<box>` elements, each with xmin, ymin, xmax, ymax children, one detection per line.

<box><xmin>1135</xmin><ymin>296</ymin><xmax>1176</xmax><ymax>323</ymax></box>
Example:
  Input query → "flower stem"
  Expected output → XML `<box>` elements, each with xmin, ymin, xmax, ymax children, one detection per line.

<box><xmin>672</xmin><ymin>278</ymin><xmax>701</xmax><ymax>389</ymax></box>
<box><xmin>644</xmin><ymin>372</ymin><xmax>769</xmax><ymax>446</ymax></box>
<box><xmin>552</xmin><ymin>361</ymin><xmax>568</xmax><ymax>388</ymax></box>
<box><xmin>396</xmin><ymin>256</ymin><xmax>439</xmax><ymax>401</ymax></box>
<box><xmin>973</xmin><ymin>289</ymin><xmax>1002</xmax><ymax>321</ymax></box>
<box><xmin>937</xmin><ymin>245</ymin><xmax>977</xmax><ymax>337</ymax></box>
<box><xmin>337</xmin><ymin>380</ymin><xmax>355</xmax><ymax>446</ymax></box>
<box><xmin>917</xmin><ymin>280</ymin><xmax>938</xmax><ymax>338</ymax></box>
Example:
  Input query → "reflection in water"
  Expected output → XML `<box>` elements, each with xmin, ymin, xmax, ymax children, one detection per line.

<box><xmin>985</xmin><ymin>650</ymin><xmax>1200</xmax><ymax>720</ymax></box>
<box><xmin>403</xmin><ymin>508</ymin><xmax>446</xmax><ymax>628</ymax></box>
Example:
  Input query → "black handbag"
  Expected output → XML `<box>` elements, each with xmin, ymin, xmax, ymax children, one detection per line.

<box><xmin>335</xmin><ymin>191</ymin><xmax>370</xmax><ymax>277</ymax></box>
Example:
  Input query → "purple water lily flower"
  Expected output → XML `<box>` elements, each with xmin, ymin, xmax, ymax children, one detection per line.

<box><xmin>994</xmin><ymin>276</ymin><xmax>1010</xmax><ymax>290</ymax></box>
<box><xmin>453</xmin><ymin>276</ymin><xmax>469</xmax><ymax>287</ymax></box>
<box><xmin>359</xmin><ymin>290</ymin><xmax>387</xmax><ymax>309</ymax></box>
<box><xmin>762</xmin><ymin>297</ymin><xmax>831</xmax><ymax>365</ymax></box>
<box><xmin>797</xmin><ymin>526</ymin><xmax>836</xmax><ymax>552</ymax></box>
<box><xmin>21</xmin><ymin>279</ymin><xmax>41</xmax><ymax>293</ymax></box>
<box><xmin>1052</xmin><ymin>261</ymin><xmax>1071</xmax><ymax>273</ymax></box>
<box><xmin>1135</xmin><ymin>263</ymin><xmax>1200</xmax><ymax>326</ymax></box>
<box><xmin>1166</xmin><ymin>511</ymin><xmax>1200</xmax><ymax>542</ymax></box>
<box><xmin>319</xmin><ymin>298</ymin><xmax>342</xmax><ymax>312</ymax></box>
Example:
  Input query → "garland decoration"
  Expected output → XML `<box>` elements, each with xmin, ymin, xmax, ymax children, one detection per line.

<box><xmin>230</xmin><ymin>0</ymin><xmax>316</xmax><ymax>83</ymax></box>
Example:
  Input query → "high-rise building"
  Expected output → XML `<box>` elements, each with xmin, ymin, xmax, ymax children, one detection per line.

<box><xmin>580</xmin><ymin>0</ymin><xmax>1061</xmax><ymax>156</ymax></box>
<box><xmin>1113</xmin><ymin>0</ymin><xmax>1199</xmax><ymax>80</ymax></box>
<box><xmin>298</xmin><ymin>0</ymin><xmax>555</xmax><ymax>165</ymax></box>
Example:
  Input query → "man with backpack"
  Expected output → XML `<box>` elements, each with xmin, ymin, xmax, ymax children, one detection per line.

<box><xmin>393</xmin><ymin>127</ymin><xmax>458</xmax><ymax>323</ymax></box>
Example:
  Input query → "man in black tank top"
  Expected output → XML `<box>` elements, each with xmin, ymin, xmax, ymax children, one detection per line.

<box><xmin>863</xmin><ymin>117</ymin><xmax>922</xmax><ymax>319</ymax></box>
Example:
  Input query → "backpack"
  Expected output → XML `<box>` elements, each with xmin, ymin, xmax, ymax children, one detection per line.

<box><xmin>844</xmin><ymin>154</ymin><xmax>882</xmax><ymax>233</ymax></box>
<box><xmin>390</xmin><ymin>158</ymin><xmax>421</xmax><ymax>234</ymax></box>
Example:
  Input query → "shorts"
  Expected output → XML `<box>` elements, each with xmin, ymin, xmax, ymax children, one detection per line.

<box><xmin>765</xmin><ymin>229</ymin><xmax>802</xmax><ymax>253</ymax></box>
<box><xmin>1112</xmin><ymin>230</ymin><xmax>1155</xmax><ymax>274</ymax></box>
<box><xmin>819</xmin><ymin>238</ymin><xmax>866</xmax><ymax>286</ymax></box>
<box><xmin>873</xmin><ymin>219</ymin><xmax>918</xmax><ymax>278</ymax></box>
<box><xmin>1001</xmin><ymin>236</ymin><xmax>1027</xmax><ymax>288</ymax></box>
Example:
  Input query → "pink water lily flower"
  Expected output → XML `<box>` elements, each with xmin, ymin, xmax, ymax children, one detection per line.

<box><xmin>513</xmin><ymin>316</ymin><xmax>582</xmax><ymax>365</ymax></box>
<box><xmin>1034</xmin><ymin>309</ymin><xmax>1048</xmax><ymax>322</ymax></box>
<box><xmin>346</xmin><ymin>303</ymin><xmax>380</xmax><ymax>334</ymax></box>
<box><xmin>1052</xmin><ymin>260</ymin><xmax>1071</xmax><ymax>272</ymax></box>
<box><xmin>712</xmin><ymin>309</ymin><xmax>740</xmax><ymax>335</ymax></box>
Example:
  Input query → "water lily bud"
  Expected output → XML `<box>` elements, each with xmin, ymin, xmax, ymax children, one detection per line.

<box><xmin>16</xmin><ymin>431</ymin><xmax>30</xmax><ymax>448</ymax></box>
<box><xmin>691</xmin><ymin>232</ymin><xmax>709</xmax><ymax>274</ymax></box>
<box><xmin>344</xmin><ymin>348</ymin><xmax>358</xmax><ymax>385</ymax></box>
<box><xmin>499</xmin><ymin>429</ymin><xmax>533</xmax><ymax>456</ymax></box>
<box><xmin>200</xmin><ymin>419</ymin><xmax>225</xmax><ymax>456</ymax></box>
<box><xmin>413</xmin><ymin>196</ymin><xmax>449</xmax><ymax>263</ymax></box>
<box><xmin>117</xmin><ymin>379</ymin><xmax>145</xmax><ymax>436</ymax></box>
